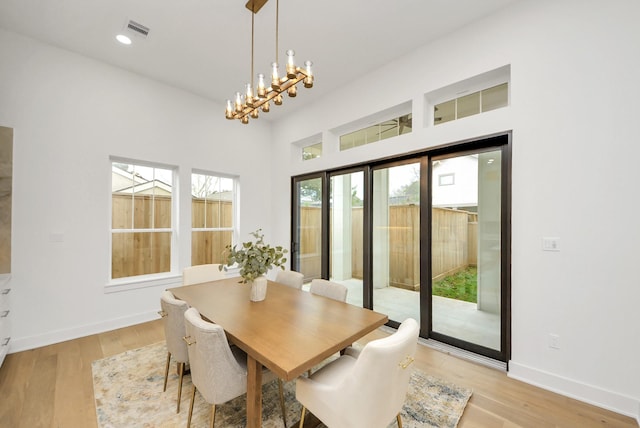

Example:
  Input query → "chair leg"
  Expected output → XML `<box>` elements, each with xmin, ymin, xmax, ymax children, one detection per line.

<box><xmin>163</xmin><ymin>351</ymin><xmax>171</xmax><ymax>392</ymax></box>
<box><xmin>278</xmin><ymin>379</ymin><xmax>287</xmax><ymax>427</ymax></box>
<box><xmin>187</xmin><ymin>386</ymin><xmax>197</xmax><ymax>428</ymax></box>
<box><xmin>176</xmin><ymin>362</ymin><xmax>185</xmax><ymax>413</ymax></box>
<box><xmin>210</xmin><ymin>404</ymin><xmax>216</xmax><ymax>428</ymax></box>
<box><xmin>299</xmin><ymin>406</ymin><xmax>306</xmax><ymax>428</ymax></box>
<box><xmin>396</xmin><ymin>413</ymin><xmax>403</xmax><ymax>428</ymax></box>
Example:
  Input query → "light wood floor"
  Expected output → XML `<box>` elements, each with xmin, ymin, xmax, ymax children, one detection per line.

<box><xmin>0</xmin><ymin>319</ymin><xmax>636</xmax><ymax>428</ymax></box>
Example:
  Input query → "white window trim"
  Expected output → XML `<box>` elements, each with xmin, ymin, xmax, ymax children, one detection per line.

<box><xmin>106</xmin><ymin>157</ymin><xmax>179</xmax><ymax>290</ymax></box>
<box><xmin>190</xmin><ymin>170</ymin><xmax>240</xmax><ymax>262</ymax></box>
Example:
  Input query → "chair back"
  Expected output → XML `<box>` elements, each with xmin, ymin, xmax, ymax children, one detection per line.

<box><xmin>183</xmin><ymin>307</ymin><xmax>247</xmax><ymax>405</ymax></box>
<box><xmin>275</xmin><ymin>270</ymin><xmax>304</xmax><ymax>290</ymax></box>
<box><xmin>347</xmin><ymin>318</ymin><xmax>420</xmax><ymax>426</ymax></box>
<box><xmin>309</xmin><ymin>278</ymin><xmax>348</xmax><ymax>302</ymax></box>
<box><xmin>182</xmin><ymin>263</ymin><xmax>225</xmax><ymax>285</ymax></box>
<box><xmin>160</xmin><ymin>290</ymin><xmax>189</xmax><ymax>363</ymax></box>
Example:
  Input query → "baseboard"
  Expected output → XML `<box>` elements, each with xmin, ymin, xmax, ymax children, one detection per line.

<box><xmin>509</xmin><ymin>361</ymin><xmax>639</xmax><ymax>422</ymax></box>
<box><xmin>9</xmin><ymin>310</ymin><xmax>159</xmax><ymax>353</ymax></box>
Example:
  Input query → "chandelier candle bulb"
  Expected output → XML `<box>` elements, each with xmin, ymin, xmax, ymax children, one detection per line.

<box><xmin>285</xmin><ymin>50</ymin><xmax>296</xmax><ymax>78</ymax></box>
<box><xmin>245</xmin><ymin>83</ymin><xmax>255</xmax><ymax>107</ymax></box>
<box><xmin>271</xmin><ymin>62</ymin><xmax>281</xmax><ymax>90</ymax></box>
<box><xmin>257</xmin><ymin>73</ymin><xmax>267</xmax><ymax>98</ymax></box>
<box><xmin>234</xmin><ymin>92</ymin><xmax>243</xmax><ymax>112</ymax></box>
<box><xmin>304</xmin><ymin>60</ymin><xmax>314</xmax><ymax>88</ymax></box>
<box><xmin>225</xmin><ymin>100</ymin><xmax>234</xmax><ymax>119</ymax></box>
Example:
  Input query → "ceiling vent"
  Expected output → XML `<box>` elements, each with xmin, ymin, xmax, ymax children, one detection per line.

<box><xmin>126</xmin><ymin>20</ymin><xmax>150</xmax><ymax>38</ymax></box>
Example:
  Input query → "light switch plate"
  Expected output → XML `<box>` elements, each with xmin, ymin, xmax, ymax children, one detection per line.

<box><xmin>542</xmin><ymin>237</ymin><xmax>560</xmax><ymax>251</ymax></box>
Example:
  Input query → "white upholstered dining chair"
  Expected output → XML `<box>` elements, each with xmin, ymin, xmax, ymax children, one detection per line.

<box><xmin>182</xmin><ymin>307</ymin><xmax>287</xmax><ymax>428</ymax></box>
<box><xmin>182</xmin><ymin>263</ymin><xmax>226</xmax><ymax>285</ymax></box>
<box><xmin>275</xmin><ymin>269</ymin><xmax>304</xmax><ymax>290</ymax></box>
<box><xmin>296</xmin><ymin>318</ymin><xmax>420</xmax><ymax>428</ymax></box>
<box><xmin>158</xmin><ymin>290</ymin><xmax>190</xmax><ymax>413</ymax></box>
<box><xmin>309</xmin><ymin>278</ymin><xmax>348</xmax><ymax>302</ymax></box>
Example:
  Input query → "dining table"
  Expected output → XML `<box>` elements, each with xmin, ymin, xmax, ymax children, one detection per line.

<box><xmin>169</xmin><ymin>276</ymin><xmax>388</xmax><ymax>428</ymax></box>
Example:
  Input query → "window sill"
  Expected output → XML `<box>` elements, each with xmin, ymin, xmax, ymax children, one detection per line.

<box><xmin>104</xmin><ymin>273</ymin><xmax>182</xmax><ymax>294</ymax></box>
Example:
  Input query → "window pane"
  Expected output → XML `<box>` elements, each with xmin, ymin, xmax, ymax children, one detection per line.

<box><xmin>363</xmin><ymin>125</ymin><xmax>380</xmax><ymax>145</ymax></box>
<box><xmin>482</xmin><ymin>83</ymin><xmax>508</xmax><ymax>112</ymax></box>
<box><xmin>330</xmin><ymin>171</ymin><xmax>364</xmax><ymax>307</ymax></box>
<box><xmin>297</xmin><ymin>177</ymin><xmax>322</xmax><ymax>281</ymax></box>
<box><xmin>111</xmin><ymin>231</ymin><xmax>171</xmax><ymax>279</ymax></box>
<box><xmin>431</xmin><ymin>150</ymin><xmax>502</xmax><ymax>351</ymax></box>
<box><xmin>339</xmin><ymin>134</ymin><xmax>354</xmax><ymax>151</ymax></box>
<box><xmin>457</xmin><ymin>92</ymin><xmax>480</xmax><ymax>119</ymax></box>
<box><xmin>378</xmin><ymin>119</ymin><xmax>399</xmax><ymax>141</ymax></box>
<box><xmin>112</xmin><ymin>192</ymin><xmax>132</xmax><ymax>229</ymax></box>
<box><xmin>192</xmin><ymin>230</ymin><xmax>233</xmax><ymax>265</ymax></box>
<box><xmin>372</xmin><ymin>162</ymin><xmax>421</xmax><ymax>322</ymax></box>
<box><xmin>434</xmin><ymin>100</ymin><xmax>455</xmax><ymax>125</ymax></box>
<box><xmin>112</xmin><ymin>163</ymin><xmax>134</xmax><ymax>229</ymax></box>
<box><xmin>340</xmin><ymin>112</ymin><xmax>411</xmax><ymax>151</ymax></box>
<box><xmin>191</xmin><ymin>172</ymin><xmax>236</xmax><ymax>267</ymax></box>
<box><xmin>398</xmin><ymin>114</ymin><xmax>412</xmax><ymax>135</ymax></box>
<box><xmin>303</xmin><ymin>142</ymin><xmax>322</xmax><ymax>160</ymax></box>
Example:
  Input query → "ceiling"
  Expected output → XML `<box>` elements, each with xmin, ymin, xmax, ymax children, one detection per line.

<box><xmin>0</xmin><ymin>0</ymin><xmax>520</xmax><ymax>119</ymax></box>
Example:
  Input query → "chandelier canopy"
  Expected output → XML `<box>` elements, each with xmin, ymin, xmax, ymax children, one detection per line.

<box><xmin>225</xmin><ymin>0</ymin><xmax>314</xmax><ymax>124</ymax></box>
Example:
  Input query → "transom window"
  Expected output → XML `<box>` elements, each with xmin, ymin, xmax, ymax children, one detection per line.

<box><xmin>340</xmin><ymin>113</ymin><xmax>412</xmax><ymax>151</ymax></box>
<box><xmin>302</xmin><ymin>141</ymin><xmax>322</xmax><ymax>161</ymax></box>
<box><xmin>434</xmin><ymin>83</ymin><xmax>508</xmax><ymax>125</ymax></box>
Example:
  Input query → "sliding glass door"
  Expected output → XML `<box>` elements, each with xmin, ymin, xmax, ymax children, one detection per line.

<box><xmin>329</xmin><ymin>170</ymin><xmax>365</xmax><ymax>307</ymax></box>
<box><xmin>429</xmin><ymin>147</ymin><xmax>506</xmax><ymax>357</ymax></box>
<box><xmin>371</xmin><ymin>161</ymin><xmax>421</xmax><ymax>325</ymax></box>
<box><xmin>292</xmin><ymin>174</ymin><xmax>325</xmax><ymax>282</ymax></box>
<box><xmin>291</xmin><ymin>134</ymin><xmax>510</xmax><ymax>362</ymax></box>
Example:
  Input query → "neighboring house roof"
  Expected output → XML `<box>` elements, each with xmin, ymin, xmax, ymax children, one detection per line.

<box><xmin>112</xmin><ymin>166</ymin><xmax>172</xmax><ymax>196</ymax></box>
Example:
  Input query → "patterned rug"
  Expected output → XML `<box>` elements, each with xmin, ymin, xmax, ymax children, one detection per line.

<box><xmin>92</xmin><ymin>342</ymin><xmax>472</xmax><ymax>428</ymax></box>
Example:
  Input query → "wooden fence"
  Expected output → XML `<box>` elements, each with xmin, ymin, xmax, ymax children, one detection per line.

<box><xmin>112</xmin><ymin>195</ymin><xmax>477</xmax><ymax>284</ymax></box>
<box><xmin>299</xmin><ymin>205</ymin><xmax>477</xmax><ymax>289</ymax></box>
<box><xmin>111</xmin><ymin>195</ymin><xmax>233</xmax><ymax>278</ymax></box>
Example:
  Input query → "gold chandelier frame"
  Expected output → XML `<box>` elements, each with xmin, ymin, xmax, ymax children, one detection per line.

<box><xmin>225</xmin><ymin>0</ymin><xmax>314</xmax><ymax>124</ymax></box>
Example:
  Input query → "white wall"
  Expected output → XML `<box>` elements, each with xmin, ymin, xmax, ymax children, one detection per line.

<box><xmin>0</xmin><ymin>29</ymin><xmax>274</xmax><ymax>350</ymax></box>
<box><xmin>270</xmin><ymin>0</ymin><xmax>640</xmax><ymax>420</ymax></box>
<box><xmin>1</xmin><ymin>0</ymin><xmax>639</xmax><ymax>421</ymax></box>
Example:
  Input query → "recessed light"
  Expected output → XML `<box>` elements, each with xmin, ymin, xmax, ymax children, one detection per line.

<box><xmin>116</xmin><ymin>34</ymin><xmax>132</xmax><ymax>45</ymax></box>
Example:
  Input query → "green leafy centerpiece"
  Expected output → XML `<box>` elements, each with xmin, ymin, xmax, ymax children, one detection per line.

<box><xmin>219</xmin><ymin>229</ymin><xmax>287</xmax><ymax>301</ymax></box>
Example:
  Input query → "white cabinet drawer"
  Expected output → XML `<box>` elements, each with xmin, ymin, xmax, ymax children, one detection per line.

<box><xmin>0</xmin><ymin>312</ymin><xmax>9</xmax><ymax>366</ymax></box>
<box><xmin>0</xmin><ymin>279</ymin><xmax>10</xmax><ymax>367</ymax></box>
<box><xmin>0</xmin><ymin>287</ymin><xmax>10</xmax><ymax>312</ymax></box>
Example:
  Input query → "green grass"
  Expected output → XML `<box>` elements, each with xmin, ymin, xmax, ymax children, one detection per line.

<box><xmin>432</xmin><ymin>266</ymin><xmax>477</xmax><ymax>303</ymax></box>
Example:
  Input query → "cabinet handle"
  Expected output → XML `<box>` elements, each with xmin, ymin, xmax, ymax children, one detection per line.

<box><xmin>1</xmin><ymin>288</ymin><xmax>9</xmax><ymax>295</ymax></box>
<box><xmin>1</xmin><ymin>337</ymin><xmax>9</xmax><ymax>346</ymax></box>
<box><xmin>0</xmin><ymin>310</ymin><xmax>9</xmax><ymax>318</ymax></box>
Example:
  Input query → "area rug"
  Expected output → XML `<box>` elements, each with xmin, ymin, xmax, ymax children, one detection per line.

<box><xmin>92</xmin><ymin>342</ymin><xmax>472</xmax><ymax>428</ymax></box>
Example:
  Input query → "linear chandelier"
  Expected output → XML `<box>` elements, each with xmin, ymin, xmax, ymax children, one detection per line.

<box><xmin>225</xmin><ymin>0</ymin><xmax>314</xmax><ymax>124</ymax></box>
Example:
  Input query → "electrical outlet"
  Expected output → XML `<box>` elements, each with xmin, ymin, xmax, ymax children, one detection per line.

<box><xmin>542</xmin><ymin>237</ymin><xmax>560</xmax><ymax>251</ymax></box>
<box><xmin>548</xmin><ymin>333</ymin><xmax>560</xmax><ymax>349</ymax></box>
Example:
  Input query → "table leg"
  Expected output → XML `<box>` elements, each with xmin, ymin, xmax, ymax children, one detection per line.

<box><xmin>246</xmin><ymin>354</ymin><xmax>262</xmax><ymax>428</ymax></box>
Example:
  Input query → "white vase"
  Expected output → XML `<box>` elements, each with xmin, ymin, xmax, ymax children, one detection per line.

<box><xmin>249</xmin><ymin>276</ymin><xmax>268</xmax><ymax>302</ymax></box>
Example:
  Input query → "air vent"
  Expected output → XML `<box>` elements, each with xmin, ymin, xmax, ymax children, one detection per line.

<box><xmin>126</xmin><ymin>20</ymin><xmax>150</xmax><ymax>38</ymax></box>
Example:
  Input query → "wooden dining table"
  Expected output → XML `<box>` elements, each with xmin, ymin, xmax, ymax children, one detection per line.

<box><xmin>169</xmin><ymin>276</ymin><xmax>388</xmax><ymax>428</ymax></box>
